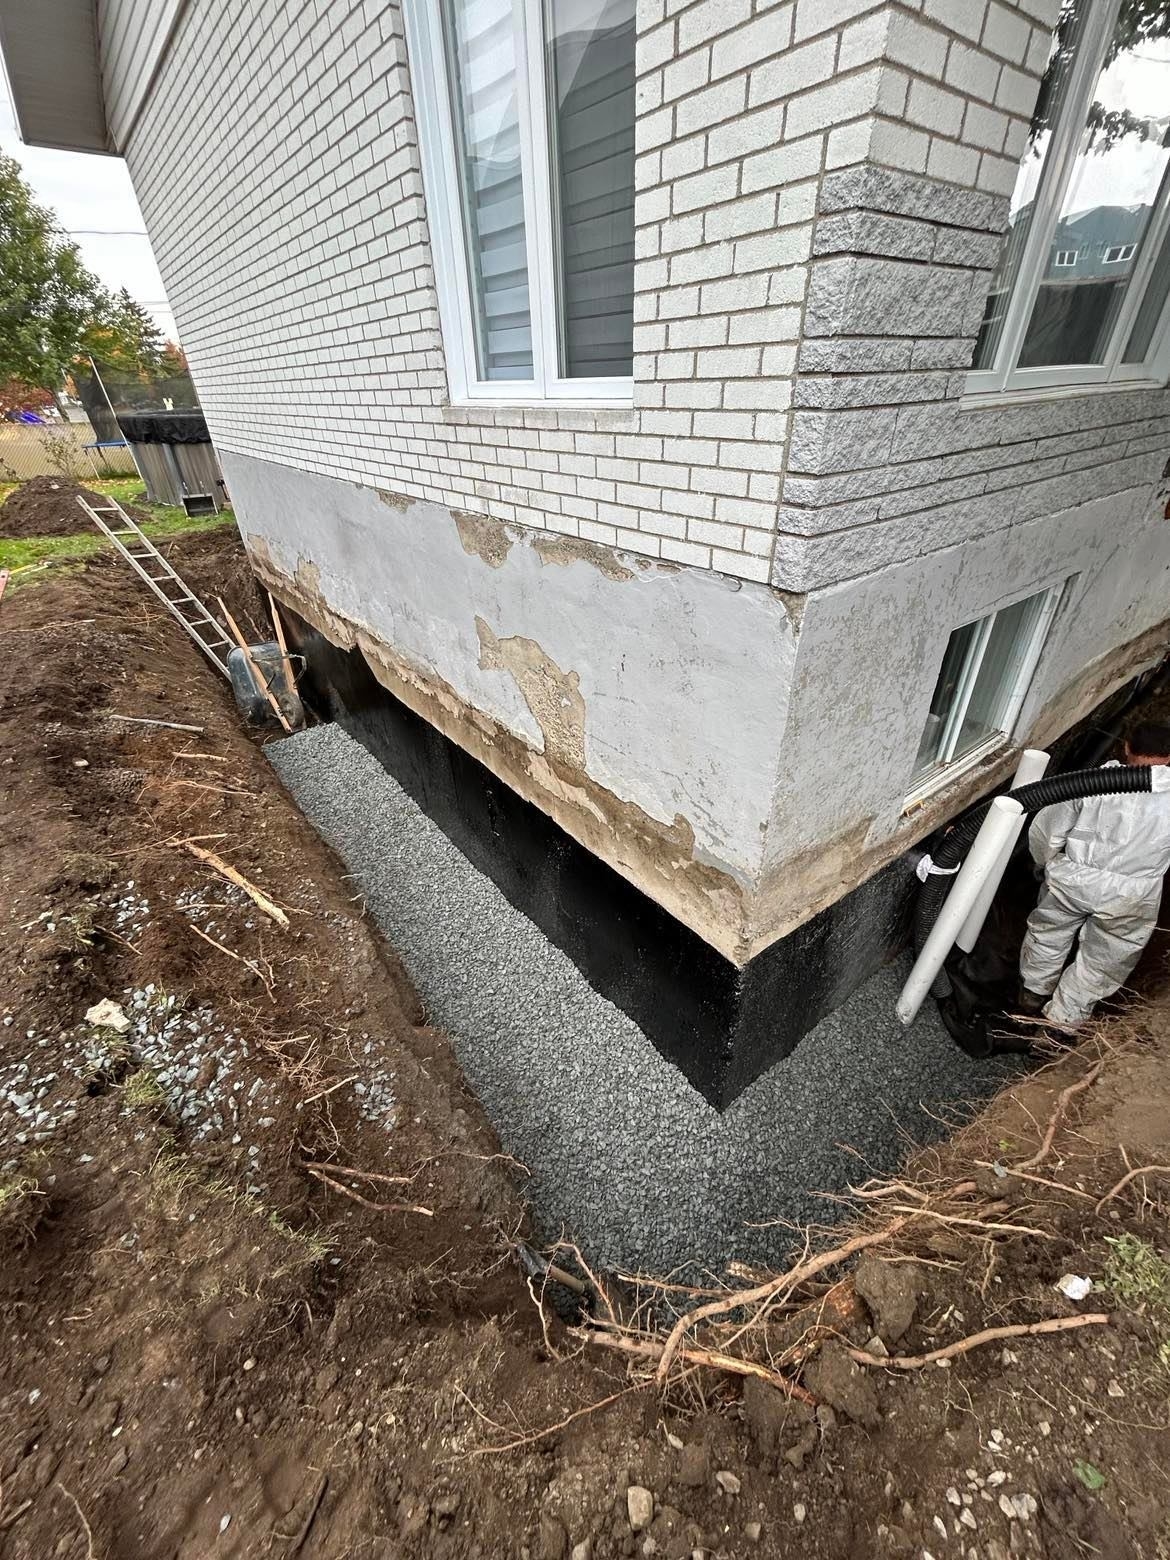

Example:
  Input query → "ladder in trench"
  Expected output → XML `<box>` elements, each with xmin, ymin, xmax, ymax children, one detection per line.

<box><xmin>76</xmin><ymin>494</ymin><xmax>233</xmax><ymax>679</ymax></box>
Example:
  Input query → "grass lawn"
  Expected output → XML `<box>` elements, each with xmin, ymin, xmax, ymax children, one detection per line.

<box><xmin>0</xmin><ymin>476</ymin><xmax>235</xmax><ymax>585</ymax></box>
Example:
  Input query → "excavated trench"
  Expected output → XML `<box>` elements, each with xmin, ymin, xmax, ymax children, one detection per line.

<box><xmin>269</xmin><ymin>723</ymin><xmax>1023</xmax><ymax>1274</ymax></box>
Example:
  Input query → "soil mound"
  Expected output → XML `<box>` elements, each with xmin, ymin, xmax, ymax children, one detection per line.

<box><xmin>0</xmin><ymin>475</ymin><xmax>148</xmax><ymax>539</ymax></box>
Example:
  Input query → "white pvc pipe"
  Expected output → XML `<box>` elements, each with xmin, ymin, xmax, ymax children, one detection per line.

<box><xmin>896</xmin><ymin>795</ymin><xmax>1025</xmax><ymax>1027</ymax></box>
<box><xmin>954</xmin><ymin>748</ymin><xmax>1051</xmax><ymax>955</ymax></box>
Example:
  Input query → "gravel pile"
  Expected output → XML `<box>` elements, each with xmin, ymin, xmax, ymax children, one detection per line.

<box><xmin>269</xmin><ymin>723</ymin><xmax>1021</xmax><ymax>1275</ymax></box>
<box><xmin>1</xmin><ymin>873</ymin><xmax>398</xmax><ymax>1181</ymax></box>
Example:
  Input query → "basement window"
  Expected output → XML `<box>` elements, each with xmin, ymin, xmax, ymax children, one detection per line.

<box><xmin>909</xmin><ymin>587</ymin><xmax>1061</xmax><ymax>798</ymax></box>
<box><xmin>403</xmin><ymin>0</ymin><xmax>635</xmax><ymax>405</ymax></box>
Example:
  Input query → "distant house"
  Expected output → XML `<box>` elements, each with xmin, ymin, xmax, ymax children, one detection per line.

<box><xmin>3</xmin><ymin>0</ymin><xmax>1168</xmax><ymax>1104</ymax></box>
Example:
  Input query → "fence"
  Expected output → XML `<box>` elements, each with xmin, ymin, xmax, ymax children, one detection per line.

<box><xmin>0</xmin><ymin>423</ymin><xmax>139</xmax><ymax>483</ymax></box>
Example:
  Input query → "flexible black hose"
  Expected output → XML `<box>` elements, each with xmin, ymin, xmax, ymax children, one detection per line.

<box><xmin>914</xmin><ymin>764</ymin><xmax>1154</xmax><ymax>959</ymax></box>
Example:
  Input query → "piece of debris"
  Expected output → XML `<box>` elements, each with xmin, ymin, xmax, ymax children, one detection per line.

<box><xmin>715</xmin><ymin>1471</ymin><xmax>741</xmax><ymax>1496</ymax></box>
<box><xmin>1056</xmin><ymin>1274</ymin><xmax>1093</xmax><ymax>1301</ymax></box>
<box><xmin>627</xmin><ymin>1488</ymin><xmax>653</xmax><ymax>1532</ymax></box>
<box><xmin>793</xmin><ymin>1504</ymin><xmax>806</xmax><ymax>1524</ymax></box>
<box><xmin>84</xmin><ymin>999</ymin><xmax>130</xmax><ymax>1034</ymax></box>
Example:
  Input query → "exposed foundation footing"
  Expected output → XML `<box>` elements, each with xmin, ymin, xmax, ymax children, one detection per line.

<box><xmin>283</xmin><ymin>612</ymin><xmax>914</xmax><ymax>1107</ymax></box>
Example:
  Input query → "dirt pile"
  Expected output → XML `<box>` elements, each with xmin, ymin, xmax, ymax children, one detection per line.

<box><xmin>0</xmin><ymin>474</ymin><xmax>149</xmax><ymax>539</ymax></box>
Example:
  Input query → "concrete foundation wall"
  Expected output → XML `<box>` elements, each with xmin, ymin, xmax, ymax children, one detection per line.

<box><xmin>225</xmin><ymin>451</ymin><xmax>797</xmax><ymax>961</ymax></box>
<box><xmin>758</xmin><ymin>483</ymin><xmax>1170</xmax><ymax>942</ymax></box>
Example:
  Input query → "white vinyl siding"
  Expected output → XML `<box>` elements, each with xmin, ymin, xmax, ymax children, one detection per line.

<box><xmin>97</xmin><ymin>0</ymin><xmax>182</xmax><ymax>147</ymax></box>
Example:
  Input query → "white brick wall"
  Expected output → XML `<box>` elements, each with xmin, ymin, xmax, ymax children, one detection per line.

<box><xmin>120</xmin><ymin>0</ymin><xmax>1168</xmax><ymax>601</ymax></box>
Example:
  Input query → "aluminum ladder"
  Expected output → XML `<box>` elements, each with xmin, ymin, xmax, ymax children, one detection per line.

<box><xmin>76</xmin><ymin>494</ymin><xmax>233</xmax><ymax>679</ymax></box>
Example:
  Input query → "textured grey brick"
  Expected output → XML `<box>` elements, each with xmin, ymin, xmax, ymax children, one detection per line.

<box><xmin>817</xmin><ymin>165</ymin><xmax>1005</xmax><ymax>232</ymax></box>
<box><xmin>813</xmin><ymin>210</ymin><xmax>935</xmax><ymax>261</ymax></box>
<box><xmin>794</xmin><ymin>371</ymin><xmax>954</xmax><ymax>408</ymax></box>
<box><xmin>909</xmin><ymin>338</ymin><xmax>978</xmax><ymax>370</ymax></box>
<box><xmin>932</xmin><ymin>228</ymin><xmax>1003</xmax><ymax>268</ymax></box>
<box><xmin>775</xmin><ymin>497</ymin><xmax>881</xmax><ymax>535</ymax></box>
<box><xmin>798</xmin><ymin>338</ymin><xmax>914</xmax><ymax>373</ymax></box>
<box><xmin>787</xmin><ymin>408</ymin><xmax>899</xmax><ymax>474</ymax></box>
<box><xmin>804</xmin><ymin>255</ymin><xmax>978</xmax><ymax>339</ymax></box>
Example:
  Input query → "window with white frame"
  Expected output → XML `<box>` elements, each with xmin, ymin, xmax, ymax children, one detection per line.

<box><xmin>1054</xmin><ymin>248</ymin><xmax>1079</xmax><ymax>266</ymax></box>
<box><xmin>909</xmin><ymin>588</ymin><xmax>1062</xmax><ymax>796</ymax></box>
<box><xmin>969</xmin><ymin>0</ymin><xmax>1170</xmax><ymax>396</ymax></box>
<box><xmin>404</xmin><ymin>0</ymin><xmax>636</xmax><ymax>403</ymax></box>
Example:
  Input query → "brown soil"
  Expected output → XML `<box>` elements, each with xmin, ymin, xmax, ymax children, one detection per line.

<box><xmin>1</xmin><ymin>513</ymin><xmax>1169</xmax><ymax>1559</ymax></box>
<box><xmin>0</xmin><ymin>475</ymin><xmax>149</xmax><ymax>539</ymax></box>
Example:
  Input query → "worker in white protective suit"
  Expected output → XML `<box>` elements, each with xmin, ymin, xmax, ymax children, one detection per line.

<box><xmin>1018</xmin><ymin>723</ymin><xmax>1170</xmax><ymax>1027</ymax></box>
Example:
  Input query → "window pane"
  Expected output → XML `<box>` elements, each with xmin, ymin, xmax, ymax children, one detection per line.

<box><xmin>1125</xmin><ymin>221</ymin><xmax>1170</xmax><ymax>362</ymax></box>
<box><xmin>442</xmin><ymin>0</ymin><xmax>533</xmax><ymax>380</ymax></box>
<box><xmin>1018</xmin><ymin>31</ymin><xmax>1170</xmax><ymax>369</ymax></box>
<box><xmin>955</xmin><ymin>593</ymin><xmax>1048</xmax><ymax>758</ymax></box>
<box><xmin>972</xmin><ymin>0</ymin><xmax>1090</xmax><ymax>371</ymax></box>
<box><xmin>913</xmin><ymin>620</ymin><xmax>980</xmax><ymax>780</ymax></box>
<box><xmin>545</xmin><ymin>0</ymin><xmax>635</xmax><ymax>378</ymax></box>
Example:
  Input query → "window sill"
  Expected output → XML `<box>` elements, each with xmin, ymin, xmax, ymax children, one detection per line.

<box><xmin>441</xmin><ymin>401</ymin><xmax>638</xmax><ymax>430</ymax></box>
<box><xmin>902</xmin><ymin>735</ymin><xmax>1009</xmax><ymax>816</ymax></box>
<box><xmin>958</xmin><ymin>375</ymin><xmax>1166</xmax><ymax>413</ymax></box>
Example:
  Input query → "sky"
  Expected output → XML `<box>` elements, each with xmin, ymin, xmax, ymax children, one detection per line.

<box><xmin>0</xmin><ymin>69</ymin><xmax>179</xmax><ymax>344</ymax></box>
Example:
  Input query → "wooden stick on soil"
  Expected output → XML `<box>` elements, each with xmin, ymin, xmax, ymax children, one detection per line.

<box><xmin>306</xmin><ymin>1166</ymin><xmax>433</xmax><ymax>1218</ymax></box>
<box><xmin>1095</xmin><ymin>1164</ymin><xmax>1170</xmax><ymax>1214</ymax></box>
<box><xmin>268</xmin><ymin>590</ymin><xmax>297</xmax><ymax>693</ymax></box>
<box><xmin>217</xmin><ymin>595</ymin><xmax>293</xmax><ymax>735</ymax></box>
<box><xmin>110</xmin><ymin>713</ymin><xmax>204</xmax><ymax>733</ymax></box>
<box><xmin>180</xmin><ymin>841</ymin><xmax>290</xmax><ymax>929</ymax></box>
<box><xmin>654</xmin><ymin>1221</ymin><xmax>907</xmax><ymax>1384</ymax></box>
<box><xmin>848</xmin><ymin>1312</ymin><xmax>1109</xmax><ymax>1370</ymax></box>
<box><xmin>189</xmin><ymin>923</ymin><xmax>275</xmax><ymax>998</ymax></box>
<box><xmin>587</xmin><ymin>1329</ymin><xmax>817</xmax><ymax>1406</ymax></box>
<box><xmin>1015</xmin><ymin>1060</ymin><xmax>1105</xmax><ymax>1171</ymax></box>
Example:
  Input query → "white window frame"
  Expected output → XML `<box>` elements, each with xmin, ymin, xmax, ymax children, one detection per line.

<box><xmin>1102</xmin><ymin>243</ymin><xmax>1135</xmax><ymax>264</ymax></box>
<box><xmin>1053</xmin><ymin>249</ymin><xmax>1079</xmax><ymax>267</ymax></box>
<box><xmin>906</xmin><ymin>586</ymin><xmax>1063</xmax><ymax>807</ymax></box>
<box><xmin>402</xmin><ymin>0</ymin><xmax>635</xmax><ymax>408</ymax></box>
<box><xmin>966</xmin><ymin>0</ymin><xmax>1170</xmax><ymax>400</ymax></box>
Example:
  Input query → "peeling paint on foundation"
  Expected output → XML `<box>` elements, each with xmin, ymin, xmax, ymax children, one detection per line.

<box><xmin>454</xmin><ymin>512</ymin><xmax>516</xmax><ymax>570</ymax></box>
<box><xmin>230</xmin><ymin>451</ymin><xmax>1170</xmax><ymax>970</ymax></box>
<box><xmin>246</xmin><ymin>535</ymin><xmax>754</xmax><ymax>961</ymax></box>
<box><xmin>476</xmin><ymin>618</ymin><xmax>586</xmax><ymax>769</ymax></box>
<box><xmin>533</xmin><ymin>533</ymin><xmax>636</xmax><ymax>582</ymax></box>
<box><xmin>377</xmin><ymin>489</ymin><xmax>415</xmax><ymax>513</ymax></box>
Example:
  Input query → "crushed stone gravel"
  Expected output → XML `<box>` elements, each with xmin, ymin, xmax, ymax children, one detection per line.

<box><xmin>269</xmin><ymin>723</ymin><xmax>1021</xmax><ymax>1274</ymax></box>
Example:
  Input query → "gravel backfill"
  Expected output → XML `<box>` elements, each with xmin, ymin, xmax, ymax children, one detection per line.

<box><xmin>269</xmin><ymin>723</ymin><xmax>1021</xmax><ymax>1274</ymax></box>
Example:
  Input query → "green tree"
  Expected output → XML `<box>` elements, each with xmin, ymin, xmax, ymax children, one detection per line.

<box><xmin>0</xmin><ymin>153</ymin><xmax>104</xmax><ymax>394</ymax></box>
<box><xmin>86</xmin><ymin>286</ymin><xmax>166</xmax><ymax>377</ymax></box>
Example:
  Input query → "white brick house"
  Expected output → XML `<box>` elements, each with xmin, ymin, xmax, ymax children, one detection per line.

<box><xmin>4</xmin><ymin>0</ymin><xmax>1168</xmax><ymax>1099</ymax></box>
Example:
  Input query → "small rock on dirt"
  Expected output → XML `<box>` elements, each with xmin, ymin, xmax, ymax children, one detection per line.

<box><xmin>853</xmin><ymin>1255</ymin><xmax>918</xmax><ymax>1344</ymax></box>
<box><xmin>803</xmin><ymin>1343</ymin><xmax>882</xmax><ymax>1430</ymax></box>
<box><xmin>715</xmin><ymin>1471</ymin><xmax>741</xmax><ymax>1496</ymax></box>
<box><xmin>627</xmin><ymin>1488</ymin><xmax>654</xmax><ymax>1532</ymax></box>
<box><xmin>85</xmin><ymin>999</ymin><xmax>130</xmax><ymax>1034</ymax></box>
